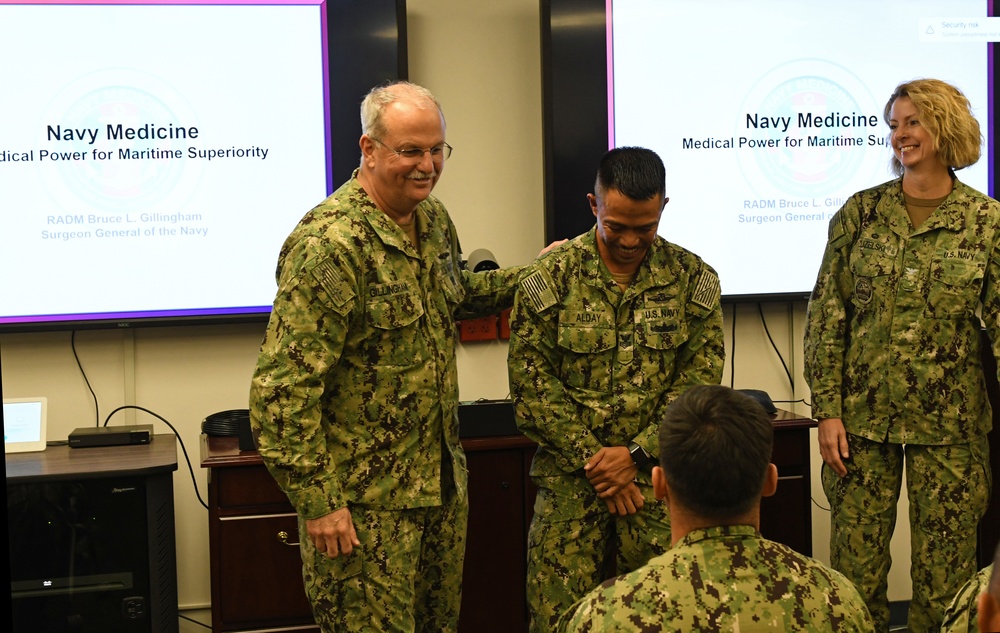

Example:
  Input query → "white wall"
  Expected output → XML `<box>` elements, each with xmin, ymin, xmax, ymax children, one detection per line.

<box><xmin>0</xmin><ymin>0</ymin><xmax>912</xmax><ymax>609</ymax></box>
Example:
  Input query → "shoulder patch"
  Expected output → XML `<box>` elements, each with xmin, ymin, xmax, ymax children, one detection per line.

<box><xmin>310</xmin><ymin>259</ymin><xmax>354</xmax><ymax>311</ymax></box>
<box><xmin>519</xmin><ymin>268</ymin><xmax>558</xmax><ymax>313</ymax></box>
<box><xmin>690</xmin><ymin>269</ymin><xmax>720</xmax><ymax>310</ymax></box>
<box><xmin>828</xmin><ymin>211</ymin><xmax>851</xmax><ymax>249</ymax></box>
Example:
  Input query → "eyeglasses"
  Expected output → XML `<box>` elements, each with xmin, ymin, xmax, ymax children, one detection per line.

<box><xmin>370</xmin><ymin>137</ymin><xmax>453</xmax><ymax>162</ymax></box>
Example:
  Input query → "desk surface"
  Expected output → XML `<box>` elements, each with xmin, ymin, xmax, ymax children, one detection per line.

<box><xmin>202</xmin><ymin>408</ymin><xmax>816</xmax><ymax>468</ymax></box>
<box><xmin>6</xmin><ymin>434</ymin><xmax>178</xmax><ymax>482</ymax></box>
<box><xmin>771</xmin><ymin>408</ymin><xmax>817</xmax><ymax>430</ymax></box>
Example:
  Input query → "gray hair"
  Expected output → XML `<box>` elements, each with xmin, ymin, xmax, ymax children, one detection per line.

<box><xmin>360</xmin><ymin>81</ymin><xmax>444</xmax><ymax>141</ymax></box>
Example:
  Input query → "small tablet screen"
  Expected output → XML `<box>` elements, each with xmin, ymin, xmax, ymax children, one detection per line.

<box><xmin>3</xmin><ymin>397</ymin><xmax>47</xmax><ymax>453</ymax></box>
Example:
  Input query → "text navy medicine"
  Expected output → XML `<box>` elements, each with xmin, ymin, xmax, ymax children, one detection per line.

<box><xmin>0</xmin><ymin>123</ymin><xmax>269</xmax><ymax>162</ymax></box>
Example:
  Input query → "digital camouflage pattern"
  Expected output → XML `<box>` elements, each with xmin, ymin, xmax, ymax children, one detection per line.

<box><xmin>509</xmin><ymin>229</ymin><xmax>724</xmax><ymax>478</ymax></box>
<box><xmin>525</xmin><ymin>474</ymin><xmax>671</xmax><ymax>633</ymax></box>
<box><xmin>804</xmin><ymin>177</ymin><xmax>1000</xmax><ymax>632</ymax></box>
<box><xmin>299</xmin><ymin>486</ymin><xmax>467</xmax><ymax>632</ymax></box>
<box><xmin>804</xmin><ymin>178</ymin><xmax>1000</xmax><ymax>443</ymax></box>
<box><xmin>821</xmin><ymin>435</ymin><xmax>990</xmax><ymax>631</ymax></box>
<box><xmin>556</xmin><ymin>525</ymin><xmax>875</xmax><ymax>632</ymax></box>
<box><xmin>508</xmin><ymin>229</ymin><xmax>724</xmax><ymax>632</ymax></box>
<box><xmin>251</xmin><ymin>171</ymin><xmax>521</xmax><ymax>517</ymax></box>
<box><xmin>940</xmin><ymin>564</ymin><xmax>994</xmax><ymax>633</ymax></box>
<box><xmin>249</xmin><ymin>171</ymin><xmax>523</xmax><ymax>630</ymax></box>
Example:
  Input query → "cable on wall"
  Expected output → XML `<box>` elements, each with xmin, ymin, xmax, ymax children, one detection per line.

<box><xmin>67</xmin><ymin>333</ymin><xmax>209</xmax><ymax>510</ymax></box>
<box><xmin>71</xmin><ymin>330</ymin><xmax>101</xmax><ymax>427</ymax></box>
<box><xmin>756</xmin><ymin>303</ymin><xmax>794</xmax><ymax>389</ymax></box>
<box><xmin>104</xmin><ymin>404</ymin><xmax>210</xmax><ymax>510</ymax></box>
<box><xmin>729</xmin><ymin>303</ymin><xmax>737</xmax><ymax>388</ymax></box>
<box><xmin>754</xmin><ymin>304</ymin><xmax>811</xmax><ymax>410</ymax></box>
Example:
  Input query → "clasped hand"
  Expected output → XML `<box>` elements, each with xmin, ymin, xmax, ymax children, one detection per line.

<box><xmin>585</xmin><ymin>446</ymin><xmax>643</xmax><ymax>515</ymax></box>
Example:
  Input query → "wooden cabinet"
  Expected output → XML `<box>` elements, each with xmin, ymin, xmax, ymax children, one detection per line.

<box><xmin>201</xmin><ymin>405</ymin><xmax>816</xmax><ymax>633</ymax></box>
<box><xmin>8</xmin><ymin>436</ymin><xmax>179</xmax><ymax>633</ymax></box>
<box><xmin>760</xmin><ymin>410</ymin><xmax>816</xmax><ymax>557</ymax></box>
<box><xmin>459</xmin><ymin>435</ymin><xmax>536</xmax><ymax>633</ymax></box>
<box><xmin>200</xmin><ymin>432</ymin><xmax>537</xmax><ymax>633</ymax></box>
<box><xmin>201</xmin><ymin>436</ymin><xmax>318</xmax><ymax>633</ymax></box>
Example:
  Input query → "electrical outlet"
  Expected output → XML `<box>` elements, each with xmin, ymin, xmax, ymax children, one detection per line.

<box><xmin>459</xmin><ymin>315</ymin><xmax>498</xmax><ymax>342</ymax></box>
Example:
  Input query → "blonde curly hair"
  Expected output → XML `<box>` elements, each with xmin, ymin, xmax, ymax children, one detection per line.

<box><xmin>882</xmin><ymin>78</ymin><xmax>982</xmax><ymax>177</ymax></box>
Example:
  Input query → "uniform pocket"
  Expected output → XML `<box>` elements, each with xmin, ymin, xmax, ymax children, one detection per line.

<box><xmin>926</xmin><ymin>257</ymin><xmax>983</xmax><ymax>318</ymax></box>
<box><xmin>366</xmin><ymin>291</ymin><xmax>424</xmax><ymax>329</ymax></box>
<box><xmin>556</xmin><ymin>320</ymin><xmax>615</xmax><ymax>392</ymax></box>
<box><xmin>848</xmin><ymin>252</ymin><xmax>894</xmax><ymax>310</ymax></box>
<box><xmin>636</xmin><ymin>320</ymin><xmax>687</xmax><ymax>351</ymax></box>
<box><xmin>364</xmin><ymin>291</ymin><xmax>425</xmax><ymax>366</ymax></box>
<box><xmin>969</xmin><ymin>435</ymin><xmax>992</xmax><ymax>520</ymax></box>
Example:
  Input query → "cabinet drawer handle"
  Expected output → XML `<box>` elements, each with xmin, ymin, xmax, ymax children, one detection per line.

<box><xmin>277</xmin><ymin>530</ymin><xmax>301</xmax><ymax>546</ymax></box>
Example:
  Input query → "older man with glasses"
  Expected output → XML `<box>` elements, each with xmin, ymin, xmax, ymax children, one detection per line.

<box><xmin>250</xmin><ymin>81</ymin><xmax>551</xmax><ymax>632</ymax></box>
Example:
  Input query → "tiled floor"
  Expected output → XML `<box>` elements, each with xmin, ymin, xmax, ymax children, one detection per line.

<box><xmin>179</xmin><ymin>608</ymin><xmax>212</xmax><ymax>633</ymax></box>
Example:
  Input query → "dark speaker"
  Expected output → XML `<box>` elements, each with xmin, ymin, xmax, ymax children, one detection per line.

<box><xmin>201</xmin><ymin>409</ymin><xmax>256</xmax><ymax>451</ymax></box>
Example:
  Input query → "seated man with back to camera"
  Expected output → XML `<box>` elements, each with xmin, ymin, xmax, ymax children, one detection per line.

<box><xmin>940</xmin><ymin>541</ymin><xmax>1000</xmax><ymax>633</ymax></box>
<box><xmin>558</xmin><ymin>385</ymin><xmax>875</xmax><ymax>632</ymax></box>
<box><xmin>982</xmin><ymin>551</ymin><xmax>1000</xmax><ymax>633</ymax></box>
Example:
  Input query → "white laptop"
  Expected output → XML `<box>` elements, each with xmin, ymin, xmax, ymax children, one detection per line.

<box><xmin>3</xmin><ymin>396</ymin><xmax>48</xmax><ymax>453</ymax></box>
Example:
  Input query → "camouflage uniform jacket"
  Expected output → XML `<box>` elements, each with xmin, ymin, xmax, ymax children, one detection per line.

<box><xmin>557</xmin><ymin>525</ymin><xmax>876</xmax><ymax>632</ymax></box>
<box><xmin>940</xmin><ymin>564</ymin><xmax>993</xmax><ymax>633</ymax></box>
<box><xmin>249</xmin><ymin>172</ymin><xmax>522</xmax><ymax>519</ymax></box>
<box><xmin>804</xmin><ymin>178</ymin><xmax>1000</xmax><ymax>444</ymax></box>
<box><xmin>508</xmin><ymin>229</ymin><xmax>724</xmax><ymax>478</ymax></box>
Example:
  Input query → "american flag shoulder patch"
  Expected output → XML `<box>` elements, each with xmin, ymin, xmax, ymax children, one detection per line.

<box><xmin>310</xmin><ymin>259</ymin><xmax>354</xmax><ymax>309</ymax></box>
<box><xmin>520</xmin><ymin>268</ymin><xmax>558</xmax><ymax>313</ymax></box>
<box><xmin>690</xmin><ymin>269</ymin><xmax>720</xmax><ymax>310</ymax></box>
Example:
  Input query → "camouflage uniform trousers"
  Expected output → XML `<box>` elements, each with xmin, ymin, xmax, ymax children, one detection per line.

<box><xmin>527</xmin><ymin>474</ymin><xmax>671</xmax><ymax>633</ymax></box>
<box><xmin>298</xmin><ymin>483</ymin><xmax>468</xmax><ymax>633</ymax></box>
<box><xmin>822</xmin><ymin>432</ymin><xmax>991</xmax><ymax>632</ymax></box>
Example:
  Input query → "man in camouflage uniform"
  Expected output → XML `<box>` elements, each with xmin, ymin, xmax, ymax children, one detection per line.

<box><xmin>940</xmin><ymin>541</ymin><xmax>1000</xmax><ymax>633</ymax></box>
<box><xmin>557</xmin><ymin>385</ymin><xmax>875</xmax><ymax>632</ymax></box>
<box><xmin>980</xmin><ymin>548</ymin><xmax>1000</xmax><ymax>633</ymax></box>
<box><xmin>249</xmin><ymin>82</ymin><xmax>525</xmax><ymax>632</ymax></box>
<box><xmin>940</xmin><ymin>562</ymin><xmax>995</xmax><ymax>633</ymax></box>
<box><xmin>508</xmin><ymin>147</ymin><xmax>724</xmax><ymax>632</ymax></box>
<box><xmin>804</xmin><ymin>79</ymin><xmax>998</xmax><ymax>632</ymax></box>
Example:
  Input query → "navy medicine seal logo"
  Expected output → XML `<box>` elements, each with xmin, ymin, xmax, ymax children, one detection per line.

<box><xmin>36</xmin><ymin>68</ymin><xmax>202</xmax><ymax>215</ymax></box>
<box><xmin>854</xmin><ymin>277</ymin><xmax>874</xmax><ymax>304</ymax></box>
<box><xmin>736</xmin><ymin>59</ymin><xmax>883</xmax><ymax>200</ymax></box>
